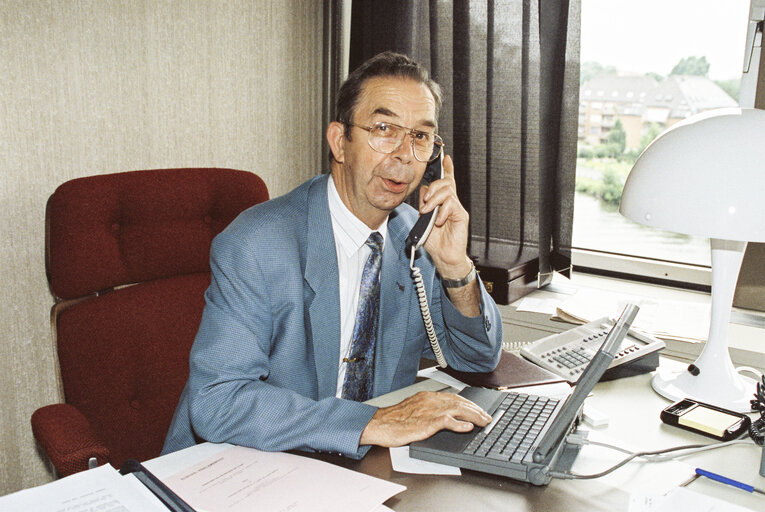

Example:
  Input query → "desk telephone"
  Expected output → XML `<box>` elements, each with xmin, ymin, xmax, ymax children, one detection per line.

<box><xmin>520</xmin><ymin>318</ymin><xmax>665</xmax><ymax>383</ymax></box>
<box><xmin>405</xmin><ymin>152</ymin><xmax>448</xmax><ymax>368</ymax></box>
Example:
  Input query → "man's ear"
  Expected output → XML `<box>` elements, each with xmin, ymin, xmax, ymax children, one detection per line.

<box><xmin>326</xmin><ymin>122</ymin><xmax>346</xmax><ymax>163</ymax></box>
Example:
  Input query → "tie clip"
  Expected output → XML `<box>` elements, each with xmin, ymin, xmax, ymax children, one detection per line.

<box><xmin>343</xmin><ymin>357</ymin><xmax>365</xmax><ymax>363</ymax></box>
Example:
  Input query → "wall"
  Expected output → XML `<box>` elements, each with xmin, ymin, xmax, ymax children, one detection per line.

<box><xmin>0</xmin><ymin>0</ymin><xmax>324</xmax><ymax>495</ymax></box>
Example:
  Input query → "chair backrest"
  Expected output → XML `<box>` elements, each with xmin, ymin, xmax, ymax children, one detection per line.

<box><xmin>46</xmin><ymin>168</ymin><xmax>269</xmax><ymax>468</ymax></box>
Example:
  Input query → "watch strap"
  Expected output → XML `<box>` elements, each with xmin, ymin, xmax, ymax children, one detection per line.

<box><xmin>442</xmin><ymin>260</ymin><xmax>477</xmax><ymax>289</ymax></box>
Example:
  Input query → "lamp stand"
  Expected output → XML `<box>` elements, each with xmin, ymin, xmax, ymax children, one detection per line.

<box><xmin>652</xmin><ymin>238</ymin><xmax>756</xmax><ymax>413</ymax></box>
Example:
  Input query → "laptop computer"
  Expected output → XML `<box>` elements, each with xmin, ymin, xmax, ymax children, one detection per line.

<box><xmin>409</xmin><ymin>304</ymin><xmax>639</xmax><ymax>486</ymax></box>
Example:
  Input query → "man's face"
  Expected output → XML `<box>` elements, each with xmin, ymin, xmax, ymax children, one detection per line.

<box><xmin>329</xmin><ymin>76</ymin><xmax>437</xmax><ymax>229</ymax></box>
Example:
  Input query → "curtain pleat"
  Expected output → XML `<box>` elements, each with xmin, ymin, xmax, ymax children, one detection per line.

<box><xmin>348</xmin><ymin>0</ymin><xmax>580</xmax><ymax>302</ymax></box>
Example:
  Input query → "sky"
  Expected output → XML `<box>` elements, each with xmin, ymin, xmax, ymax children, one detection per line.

<box><xmin>580</xmin><ymin>0</ymin><xmax>751</xmax><ymax>81</ymax></box>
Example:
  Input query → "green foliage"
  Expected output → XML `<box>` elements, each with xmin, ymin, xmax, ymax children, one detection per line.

<box><xmin>606</xmin><ymin>119</ymin><xmax>626</xmax><ymax>154</ymax></box>
<box><xmin>575</xmin><ymin>158</ymin><xmax>632</xmax><ymax>207</ymax></box>
<box><xmin>715</xmin><ymin>79</ymin><xmax>740</xmax><ymax>102</ymax></box>
<box><xmin>600</xmin><ymin>167</ymin><xmax>624</xmax><ymax>204</ymax></box>
<box><xmin>639</xmin><ymin>123</ymin><xmax>664</xmax><ymax>153</ymax></box>
<box><xmin>670</xmin><ymin>56</ymin><xmax>710</xmax><ymax>76</ymax></box>
<box><xmin>646</xmin><ymin>71</ymin><xmax>664</xmax><ymax>82</ymax></box>
<box><xmin>581</xmin><ymin>61</ymin><xmax>618</xmax><ymax>84</ymax></box>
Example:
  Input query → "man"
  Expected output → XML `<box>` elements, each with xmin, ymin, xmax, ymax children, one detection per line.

<box><xmin>163</xmin><ymin>52</ymin><xmax>503</xmax><ymax>459</ymax></box>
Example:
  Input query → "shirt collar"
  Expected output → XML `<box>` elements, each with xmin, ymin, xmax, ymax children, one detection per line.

<box><xmin>328</xmin><ymin>174</ymin><xmax>388</xmax><ymax>258</ymax></box>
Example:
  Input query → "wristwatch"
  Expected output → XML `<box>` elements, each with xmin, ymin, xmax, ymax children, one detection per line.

<box><xmin>442</xmin><ymin>260</ymin><xmax>477</xmax><ymax>289</ymax></box>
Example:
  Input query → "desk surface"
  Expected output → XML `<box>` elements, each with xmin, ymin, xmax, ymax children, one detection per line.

<box><xmin>148</xmin><ymin>358</ymin><xmax>765</xmax><ymax>512</ymax></box>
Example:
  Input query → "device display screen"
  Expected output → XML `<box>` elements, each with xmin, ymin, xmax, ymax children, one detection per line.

<box><xmin>678</xmin><ymin>405</ymin><xmax>742</xmax><ymax>437</ymax></box>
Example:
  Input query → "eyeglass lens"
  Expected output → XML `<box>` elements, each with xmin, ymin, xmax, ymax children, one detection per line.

<box><xmin>368</xmin><ymin>123</ymin><xmax>442</xmax><ymax>162</ymax></box>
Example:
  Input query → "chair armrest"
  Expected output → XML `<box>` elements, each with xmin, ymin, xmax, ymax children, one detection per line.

<box><xmin>31</xmin><ymin>403</ymin><xmax>110</xmax><ymax>477</ymax></box>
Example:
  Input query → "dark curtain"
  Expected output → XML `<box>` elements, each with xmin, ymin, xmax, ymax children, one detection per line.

<box><xmin>349</xmin><ymin>0</ymin><xmax>580</xmax><ymax>301</ymax></box>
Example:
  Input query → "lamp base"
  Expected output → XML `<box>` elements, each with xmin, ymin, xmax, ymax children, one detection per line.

<box><xmin>651</xmin><ymin>367</ymin><xmax>756</xmax><ymax>413</ymax></box>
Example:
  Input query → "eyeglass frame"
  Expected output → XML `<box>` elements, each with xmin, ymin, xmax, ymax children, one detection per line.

<box><xmin>346</xmin><ymin>121</ymin><xmax>444</xmax><ymax>163</ymax></box>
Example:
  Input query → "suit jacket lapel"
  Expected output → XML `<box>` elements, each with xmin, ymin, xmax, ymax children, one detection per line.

<box><xmin>303</xmin><ymin>179</ymin><xmax>415</xmax><ymax>399</ymax></box>
<box><xmin>304</xmin><ymin>175</ymin><xmax>342</xmax><ymax>399</ymax></box>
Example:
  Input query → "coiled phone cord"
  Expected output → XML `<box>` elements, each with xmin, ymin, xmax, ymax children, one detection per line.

<box><xmin>410</xmin><ymin>247</ymin><xmax>448</xmax><ymax>368</ymax></box>
<box><xmin>749</xmin><ymin>373</ymin><xmax>765</xmax><ymax>445</ymax></box>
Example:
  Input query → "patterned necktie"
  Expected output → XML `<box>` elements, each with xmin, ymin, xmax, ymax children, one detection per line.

<box><xmin>342</xmin><ymin>232</ymin><xmax>384</xmax><ymax>402</ymax></box>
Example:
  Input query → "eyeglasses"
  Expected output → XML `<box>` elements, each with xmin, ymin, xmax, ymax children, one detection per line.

<box><xmin>347</xmin><ymin>121</ymin><xmax>444</xmax><ymax>163</ymax></box>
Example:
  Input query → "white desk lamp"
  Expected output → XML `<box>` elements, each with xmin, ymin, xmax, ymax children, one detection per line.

<box><xmin>619</xmin><ymin>107</ymin><xmax>765</xmax><ymax>413</ymax></box>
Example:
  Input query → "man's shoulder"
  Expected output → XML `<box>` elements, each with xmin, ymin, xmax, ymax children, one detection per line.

<box><xmin>228</xmin><ymin>175</ymin><xmax>326</xmax><ymax>232</ymax></box>
<box><xmin>211</xmin><ymin>174</ymin><xmax>328</xmax><ymax>256</ymax></box>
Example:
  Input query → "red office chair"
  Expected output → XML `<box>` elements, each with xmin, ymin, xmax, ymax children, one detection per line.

<box><xmin>31</xmin><ymin>168</ymin><xmax>269</xmax><ymax>477</ymax></box>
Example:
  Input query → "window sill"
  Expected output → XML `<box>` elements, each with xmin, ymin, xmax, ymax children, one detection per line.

<box><xmin>571</xmin><ymin>248</ymin><xmax>711</xmax><ymax>292</ymax></box>
<box><xmin>496</xmin><ymin>271</ymin><xmax>765</xmax><ymax>374</ymax></box>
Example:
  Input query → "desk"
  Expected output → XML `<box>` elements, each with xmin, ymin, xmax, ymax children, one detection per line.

<box><xmin>146</xmin><ymin>358</ymin><xmax>765</xmax><ymax>511</ymax></box>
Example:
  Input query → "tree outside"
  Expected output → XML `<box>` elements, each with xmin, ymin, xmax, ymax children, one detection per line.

<box><xmin>577</xmin><ymin>56</ymin><xmax>738</xmax><ymax>209</ymax></box>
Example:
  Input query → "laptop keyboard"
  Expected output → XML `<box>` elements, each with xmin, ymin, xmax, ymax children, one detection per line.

<box><xmin>462</xmin><ymin>392</ymin><xmax>559</xmax><ymax>463</ymax></box>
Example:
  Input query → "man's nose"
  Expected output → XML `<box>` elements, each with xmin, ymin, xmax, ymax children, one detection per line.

<box><xmin>391</xmin><ymin>132</ymin><xmax>415</xmax><ymax>163</ymax></box>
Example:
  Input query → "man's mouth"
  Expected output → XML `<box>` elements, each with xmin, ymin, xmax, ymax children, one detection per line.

<box><xmin>381</xmin><ymin>177</ymin><xmax>409</xmax><ymax>194</ymax></box>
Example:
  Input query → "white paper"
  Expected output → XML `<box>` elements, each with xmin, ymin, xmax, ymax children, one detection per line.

<box><xmin>416</xmin><ymin>367</ymin><xmax>469</xmax><ymax>391</ymax></box>
<box><xmin>516</xmin><ymin>296</ymin><xmax>561</xmax><ymax>315</ymax></box>
<box><xmin>389</xmin><ymin>446</ymin><xmax>461</xmax><ymax>475</ymax></box>
<box><xmin>0</xmin><ymin>464</ymin><xmax>167</xmax><ymax>512</ymax></box>
<box><xmin>556</xmin><ymin>288</ymin><xmax>710</xmax><ymax>342</ymax></box>
<box><xmin>162</xmin><ymin>444</ymin><xmax>405</xmax><ymax>512</ymax></box>
<box><xmin>629</xmin><ymin>486</ymin><xmax>755</xmax><ymax>512</ymax></box>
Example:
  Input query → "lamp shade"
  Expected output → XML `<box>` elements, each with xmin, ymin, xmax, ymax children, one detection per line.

<box><xmin>620</xmin><ymin>107</ymin><xmax>765</xmax><ymax>242</ymax></box>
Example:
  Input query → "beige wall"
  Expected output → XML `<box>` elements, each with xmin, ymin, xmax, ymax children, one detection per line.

<box><xmin>0</xmin><ymin>0</ymin><xmax>324</xmax><ymax>495</ymax></box>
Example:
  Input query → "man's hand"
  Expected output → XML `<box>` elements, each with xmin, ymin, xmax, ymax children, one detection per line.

<box><xmin>419</xmin><ymin>154</ymin><xmax>481</xmax><ymax>317</ymax></box>
<box><xmin>419</xmin><ymin>155</ymin><xmax>470</xmax><ymax>275</ymax></box>
<box><xmin>358</xmin><ymin>391</ymin><xmax>492</xmax><ymax>447</ymax></box>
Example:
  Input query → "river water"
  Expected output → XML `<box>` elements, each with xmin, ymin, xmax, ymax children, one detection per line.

<box><xmin>572</xmin><ymin>191</ymin><xmax>711</xmax><ymax>266</ymax></box>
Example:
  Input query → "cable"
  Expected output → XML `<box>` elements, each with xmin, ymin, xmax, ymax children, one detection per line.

<box><xmin>554</xmin><ymin>373</ymin><xmax>765</xmax><ymax>481</ymax></box>
<box><xmin>554</xmin><ymin>436</ymin><xmax>754</xmax><ymax>480</ymax></box>
<box><xmin>749</xmin><ymin>373</ymin><xmax>765</xmax><ymax>445</ymax></box>
<box><xmin>410</xmin><ymin>247</ymin><xmax>447</xmax><ymax>368</ymax></box>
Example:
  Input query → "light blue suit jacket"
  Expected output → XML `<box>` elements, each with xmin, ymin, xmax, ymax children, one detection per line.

<box><xmin>162</xmin><ymin>174</ymin><xmax>502</xmax><ymax>459</ymax></box>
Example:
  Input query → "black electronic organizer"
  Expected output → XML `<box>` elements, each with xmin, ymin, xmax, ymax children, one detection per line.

<box><xmin>660</xmin><ymin>398</ymin><xmax>751</xmax><ymax>441</ymax></box>
<box><xmin>520</xmin><ymin>317</ymin><xmax>665</xmax><ymax>383</ymax></box>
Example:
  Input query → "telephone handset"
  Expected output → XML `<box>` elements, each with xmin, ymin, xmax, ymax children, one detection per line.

<box><xmin>405</xmin><ymin>153</ymin><xmax>443</xmax><ymax>253</ymax></box>
<box><xmin>406</xmin><ymin>153</ymin><xmax>448</xmax><ymax>368</ymax></box>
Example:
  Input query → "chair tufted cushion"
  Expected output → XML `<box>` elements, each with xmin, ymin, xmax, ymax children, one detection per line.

<box><xmin>37</xmin><ymin>167</ymin><xmax>270</xmax><ymax>474</ymax></box>
<box><xmin>46</xmin><ymin>168</ymin><xmax>269</xmax><ymax>300</ymax></box>
<box><xmin>54</xmin><ymin>272</ymin><xmax>210</xmax><ymax>469</ymax></box>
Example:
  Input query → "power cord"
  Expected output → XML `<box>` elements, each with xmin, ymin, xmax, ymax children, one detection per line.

<box><xmin>551</xmin><ymin>435</ymin><xmax>754</xmax><ymax>480</ymax></box>
<box><xmin>553</xmin><ymin>377</ymin><xmax>765</xmax><ymax>481</ymax></box>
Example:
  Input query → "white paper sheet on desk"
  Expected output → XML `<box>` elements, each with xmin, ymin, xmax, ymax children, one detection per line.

<box><xmin>516</xmin><ymin>295</ymin><xmax>561</xmax><ymax>315</ymax></box>
<box><xmin>629</xmin><ymin>486</ymin><xmax>755</xmax><ymax>512</ymax></box>
<box><xmin>162</xmin><ymin>444</ymin><xmax>405</xmax><ymax>512</ymax></box>
<box><xmin>417</xmin><ymin>366</ymin><xmax>469</xmax><ymax>390</ymax></box>
<box><xmin>0</xmin><ymin>463</ymin><xmax>167</xmax><ymax>512</ymax></box>
<box><xmin>555</xmin><ymin>288</ymin><xmax>710</xmax><ymax>342</ymax></box>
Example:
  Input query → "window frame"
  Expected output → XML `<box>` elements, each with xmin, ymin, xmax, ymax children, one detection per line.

<box><xmin>571</xmin><ymin>248</ymin><xmax>711</xmax><ymax>292</ymax></box>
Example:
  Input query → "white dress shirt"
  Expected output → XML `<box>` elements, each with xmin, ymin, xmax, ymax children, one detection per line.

<box><xmin>327</xmin><ymin>175</ymin><xmax>388</xmax><ymax>397</ymax></box>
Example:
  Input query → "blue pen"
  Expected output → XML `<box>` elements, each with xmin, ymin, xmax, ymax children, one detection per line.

<box><xmin>695</xmin><ymin>468</ymin><xmax>765</xmax><ymax>495</ymax></box>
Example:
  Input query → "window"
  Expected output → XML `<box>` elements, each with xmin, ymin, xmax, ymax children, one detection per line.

<box><xmin>575</xmin><ymin>0</ymin><xmax>749</xmax><ymax>284</ymax></box>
